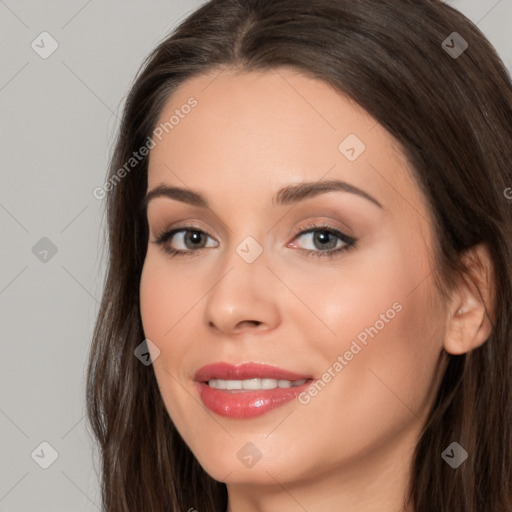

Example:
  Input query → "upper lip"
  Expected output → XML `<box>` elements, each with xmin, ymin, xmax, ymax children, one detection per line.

<box><xmin>195</xmin><ymin>362</ymin><xmax>313</xmax><ymax>382</ymax></box>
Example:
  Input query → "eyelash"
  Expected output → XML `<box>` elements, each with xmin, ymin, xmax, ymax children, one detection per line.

<box><xmin>152</xmin><ymin>222</ymin><xmax>357</xmax><ymax>260</ymax></box>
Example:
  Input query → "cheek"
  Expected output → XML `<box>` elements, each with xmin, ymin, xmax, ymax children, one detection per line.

<box><xmin>308</xmin><ymin>230</ymin><xmax>443</xmax><ymax>408</ymax></box>
<box><xmin>139</xmin><ymin>254</ymin><xmax>199</xmax><ymax>341</ymax></box>
<box><xmin>139</xmin><ymin>256</ymin><xmax>193</xmax><ymax>389</ymax></box>
<box><xmin>140</xmin><ymin>258</ymin><xmax>169</xmax><ymax>339</ymax></box>
<box><xmin>289</xmin><ymin>280</ymin><xmax>443</xmax><ymax>468</ymax></box>
<box><xmin>139</xmin><ymin>256</ymin><xmax>198</xmax><ymax>420</ymax></box>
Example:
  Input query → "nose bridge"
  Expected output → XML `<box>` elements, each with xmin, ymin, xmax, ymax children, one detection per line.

<box><xmin>214</xmin><ymin>232</ymin><xmax>268</xmax><ymax>298</ymax></box>
<box><xmin>203</xmin><ymin>233</ymin><xmax>281</xmax><ymax>334</ymax></box>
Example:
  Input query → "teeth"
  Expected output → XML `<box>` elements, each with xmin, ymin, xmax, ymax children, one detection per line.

<box><xmin>208</xmin><ymin>378</ymin><xmax>307</xmax><ymax>390</ymax></box>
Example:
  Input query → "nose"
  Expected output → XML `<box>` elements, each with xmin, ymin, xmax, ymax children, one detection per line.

<box><xmin>204</xmin><ymin>245</ymin><xmax>281</xmax><ymax>336</ymax></box>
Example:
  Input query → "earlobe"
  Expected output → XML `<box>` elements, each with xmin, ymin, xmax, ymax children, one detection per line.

<box><xmin>443</xmin><ymin>243</ymin><xmax>495</xmax><ymax>356</ymax></box>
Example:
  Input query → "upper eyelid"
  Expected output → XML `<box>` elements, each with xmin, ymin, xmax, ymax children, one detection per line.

<box><xmin>151</xmin><ymin>213</ymin><xmax>352</xmax><ymax>235</ymax></box>
<box><xmin>148</xmin><ymin>205</ymin><xmax>355</xmax><ymax>238</ymax></box>
<box><xmin>153</xmin><ymin>220</ymin><xmax>216</xmax><ymax>238</ymax></box>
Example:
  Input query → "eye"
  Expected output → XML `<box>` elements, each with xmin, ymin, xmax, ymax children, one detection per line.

<box><xmin>152</xmin><ymin>226</ymin><xmax>218</xmax><ymax>257</ymax></box>
<box><xmin>151</xmin><ymin>223</ymin><xmax>357</xmax><ymax>260</ymax></box>
<box><xmin>289</xmin><ymin>223</ymin><xmax>357</xmax><ymax>259</ymax></box>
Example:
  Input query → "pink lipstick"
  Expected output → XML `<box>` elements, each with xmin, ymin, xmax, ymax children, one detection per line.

<box><xmin>195</xmin><ymin>362</ymin><xmax>314</xmax><ymax>419</ymax></box>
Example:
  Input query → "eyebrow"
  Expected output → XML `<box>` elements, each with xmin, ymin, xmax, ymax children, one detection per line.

<box><xmin>143</xmin><ymin>179</ymin><xmax>383</xmax><ymax>210</ymax></box>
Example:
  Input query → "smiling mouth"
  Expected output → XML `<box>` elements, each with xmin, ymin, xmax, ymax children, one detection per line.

<box><xmin>194</xmin><ymin>362</ymin><xmax>315</xmax><ymax>418</ymax></box>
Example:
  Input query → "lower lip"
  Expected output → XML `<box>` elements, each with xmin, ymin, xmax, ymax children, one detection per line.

<box><xmin>196</xmin><ymin>381</ymin><xmax>312</xmax><ymax>419</ymax></box>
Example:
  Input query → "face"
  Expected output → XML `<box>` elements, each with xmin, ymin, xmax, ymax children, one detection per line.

<box><xmin>140</xmin><ymin>67</ymin><xmax>447</xmax><ymax>490</ymax></box>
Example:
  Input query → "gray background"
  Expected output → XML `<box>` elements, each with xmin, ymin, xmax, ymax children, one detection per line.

<box><xmin>0</xmin><ymin>1</ymin><xmax>510</xmax><ymax>510</ymax></box>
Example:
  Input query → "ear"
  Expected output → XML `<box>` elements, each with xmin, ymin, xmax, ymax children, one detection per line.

<box><xmin>443</xmin><ymin>243</ymin><xmax>495</xmax><ymax>356</ymax></box>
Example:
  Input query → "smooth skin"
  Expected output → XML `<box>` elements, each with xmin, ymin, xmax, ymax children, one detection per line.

<box><xmin>139</xmin><ymin>67</ymin><xmax>494</xmax><ymax>512</ymax></box>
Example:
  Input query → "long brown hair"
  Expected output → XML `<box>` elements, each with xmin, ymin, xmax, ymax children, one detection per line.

<box><xmin>86</xmin><ymin>0</ymin><xmax>512</xmax><ymax>510</ymax></box>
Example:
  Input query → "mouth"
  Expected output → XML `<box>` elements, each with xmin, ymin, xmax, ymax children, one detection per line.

<box><xmin>194</xmin><ymin>362</ymin><xmax>315</xmax><ymax>419</ymax></box>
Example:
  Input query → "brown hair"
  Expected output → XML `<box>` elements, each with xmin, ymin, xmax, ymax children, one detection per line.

<box><xmin>86</xmin><ymin>0</ymin><xmax>512</xmax><ymax>510</ymax></box>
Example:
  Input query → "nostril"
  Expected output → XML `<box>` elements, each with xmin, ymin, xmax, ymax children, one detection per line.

<box><xmin>238</xmin><ymin>320</ymin><xmax>262</xmax><ymax>328</ymax></box>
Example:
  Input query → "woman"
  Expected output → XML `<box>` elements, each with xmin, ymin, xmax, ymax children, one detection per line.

<box><xmin>86</xmin><ymin>0</ymin><xmax>512</xmax><ymax>510</ymax></box>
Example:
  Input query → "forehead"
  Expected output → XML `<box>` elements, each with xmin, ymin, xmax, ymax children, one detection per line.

<box><xmin>149</xmin><ymin>67</ymin><xmax>379</xmax><ymax>166</ymax></box>
<box><xmin>146</xmin><ymin>67</ymin><xmax>424</xmax><ymax>217</ymax></box>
